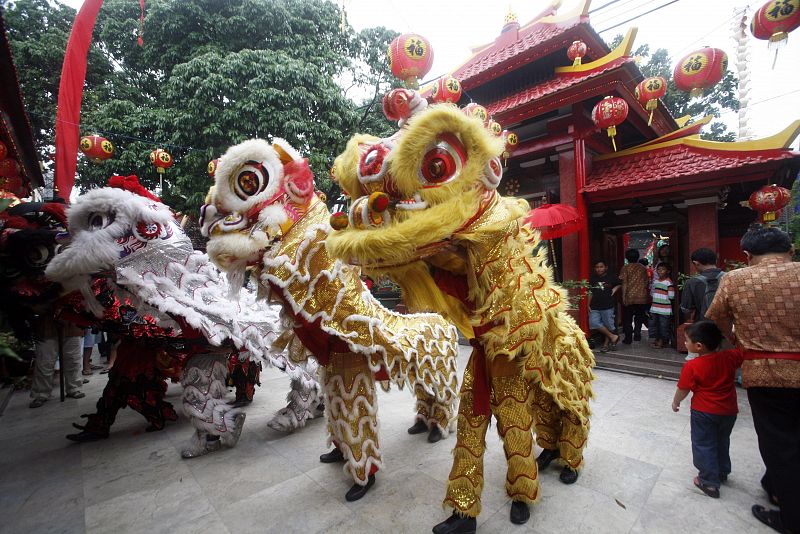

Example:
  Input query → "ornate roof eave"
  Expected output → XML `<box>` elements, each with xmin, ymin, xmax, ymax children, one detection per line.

<box><xmin>0</xmin><ymin>12</ymin><xmax>44</xmax><ymax>191</ymax></box>
<box><xmin>555</xmin><ymin>27</ymin><xmax>637</xmax><ymax>75</ymax></box>
<box><xmin>595</xmin><ymin>119</ymin><xmax>800</xmax><ymax>162</ymax></box>
<box><xmin>451</xmin><ymin>0</ymin><xmax>604</xmax><ymax>90</ymax></box>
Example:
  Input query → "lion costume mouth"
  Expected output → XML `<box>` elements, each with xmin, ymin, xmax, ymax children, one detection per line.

<box><xmin>325</xmin><ymin>98</ymin><xmax>506</xmax><ymax>270</ymax></box>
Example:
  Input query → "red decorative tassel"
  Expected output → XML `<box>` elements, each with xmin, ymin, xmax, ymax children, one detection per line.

<box><xmin>138</xmin><ymin>0</ymin><xmax>145</xmax><ymax>46</ymax></box>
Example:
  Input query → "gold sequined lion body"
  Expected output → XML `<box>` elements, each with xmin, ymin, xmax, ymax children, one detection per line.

<box><xmin>326</xmin><ymin>90</ymin><xmax>595</xmax><ymax>519</ymax></box>
<box><xmin>200</xmin><ymin>137</ymin><xmax>460</xmax><ymax>497</ymax></box>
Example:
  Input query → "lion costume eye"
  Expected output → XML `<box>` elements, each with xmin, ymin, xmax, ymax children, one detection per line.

<box><xmin>232</xmin><ymin>162</ymin><xmax>270</xmax><ymax>200</ymax></box>
<box><xmin>418</xmin><ymin>133</ymin><xmax>465</xmax><ymax>187</ymax></box>
<box><xmin>26</xmin><ymin>244</ymin><xmax>54</xmax><ymax>268</ymax></box>
<box><xmin>88</xmin><ymin>212</ymin><xmax>114</xmax><ymax>230</ymax></box>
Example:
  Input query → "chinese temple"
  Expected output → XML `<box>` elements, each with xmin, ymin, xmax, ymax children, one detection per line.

<box><xmin>0</xmin><ymin>10</ymin><xmax>44</xmax><ymax>200</ymax></box>
<box><xmin>426</xmin><ymin>0</ymin><xmax>800</xmax><ymax>331</ymax></box>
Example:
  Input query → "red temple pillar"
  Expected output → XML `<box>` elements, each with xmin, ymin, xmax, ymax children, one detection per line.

<box><xmin>558</xmin><ymin>140</ymin><xmax>590</xmax><ymax>333</ymax></box>
<box><xmin>686</xmin><ymin>199</ymin><xmax>719</xmax><ymax>260</ymax></box>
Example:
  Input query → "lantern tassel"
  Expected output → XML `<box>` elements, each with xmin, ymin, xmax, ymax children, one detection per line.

<box><xmin>647</xmin><ymin>109</ymin><xmax>654</xmax><ymax>127</ymax></box>
<box><xmin>572</xmin><ymin>57</ymin><xmax>582</xmax><ymax>67</ymax></box>
<box><xmin>607</xmin><ymin>125</ymin><xmax>617</xmax><ymax>152</ymax></box>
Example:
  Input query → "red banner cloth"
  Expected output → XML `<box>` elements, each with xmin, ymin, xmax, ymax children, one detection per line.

<box><xmin>54</xmin><ymin>0</ymin><xmax>105</xmax><ymax>202</ymax></box>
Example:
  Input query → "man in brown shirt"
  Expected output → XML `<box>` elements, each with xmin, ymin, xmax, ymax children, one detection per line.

<box><xmin>619</xmin><ymin>249</ymin><xmax>650</xmax><ymax>344</ymax></box>
<box><xmin>706</xmin><ymin>226</ymin><xmax>799</xmax><ymax>533</ymax></box>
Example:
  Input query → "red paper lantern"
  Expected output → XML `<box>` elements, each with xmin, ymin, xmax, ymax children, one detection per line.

<box><xmin>0</xmin><ymin>158</ymin><xmax>20</xmax><ymax>178</ymax></box>
<box><xmin>749</xmin><ymin>184</ymin><xmax>791</xmax><ymax>222</ymax></box>
<box><xmin>635</xmin><ymin>76</ymin><xmax>667</xmax><ymax>126</ymax></box>
<box><xmin>751</xmin><ymin>0</ymin><xmax>800</xmax><ymax>66</ymax></box>
<box><xmin>567</xmin><ymin>40</ymin><xmax>587</xmax><ymax>67</ymax></box>
<box><xmin>208</xmin><ymin>158</ymin><xmax>219</xmax><ymax>178</ymax></box>
<box><xmin>79</xmin><ymin>134</ymin><xmax>114</xmax><ymax>163</ymax></box>
<box><xmin>502</xmin><ymin>130</ymin><xmax>519</xmax><ymax>161</ymax></box>
<box><xmin>431</xmin><ymin>76</ymin><xmax>462</xmax><ymax>104</ymax></box>
<box><xmin>751</xmin><ymin>0</ymin><xmax>800</xmax><ymax>44</ymax></box>
<box><xmin>150</xmin><ymin>149</ymin><xmax>173</xmax><ymax>174</ymax></box>
<box><xmin>462</xmin><ymin>103</ymin><xmax>489</xmax><ymax>125</ymax></box>
<box><xmin>592</xmin><ymin>96</ymin><xmax>629</xmax><ymax>152</ymax></box>
<box><xmin>388</xmin><ymin>33</ymin><xmax>434</xmax><ymax>89</ymax></box>
<box><xmin>0</xmin><ymin>141</ymin><xmax>7</xmax><ymax>161</ymax></box>
<box><xmin>673</xmin><ymin>47</ymin><xmax>728</xmax><ymax>98</ymax></box>
<box><xmin>488</xmin><ymin>120</ymin><xmax>503</xmax><ymax>137</ymax></box>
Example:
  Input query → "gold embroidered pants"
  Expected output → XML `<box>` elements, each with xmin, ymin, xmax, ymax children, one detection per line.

<box><xmin>443</xmin><ymin>351</ymin><xmax>538</xmax><ymax>517</ymax></box>
<box><xmin>322</xmin><ymin>352</ymin><xmax>382</xmax><ymax>485</ymax></box>
<box><xmin>532</xmin><ymin>382</ymin><xmax>587</xmax><ymax>470</ymax></box>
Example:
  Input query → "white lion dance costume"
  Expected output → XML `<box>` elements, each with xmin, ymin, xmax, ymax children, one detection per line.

<box><xmin>325</xmin><ymin>88</ymin><xmax>595</xmax><ymax>531</ymax></box>
<box><xmin>201</xmin><ymin>138</ymin><xmax>459</xmax><ymax>500</ymax></box>
<box><xmin>45</xmin><ymin>176</ymin><xmax>322</xmax><ymax>458</ymax></box>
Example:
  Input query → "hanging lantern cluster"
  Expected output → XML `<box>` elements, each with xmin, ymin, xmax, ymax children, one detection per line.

<box><xmin>567</xmin><ymin>40</ymin><xmax>587</xmax><ymax>67</ymax></box>
<box><xmin>79</xmin><ymin>134</ymin><xmax>114</xmax><ymax>163</ymax></box>
<box><xmin>431</xmin><ymin>76</ymin><xmax>462</xmax><ymax>104</ymax></box>
<box><xmin>673</xmin><ymin>47</ymin><xmax>728</xmax><ymax>98</ymax></box>
<box><xmin>592</xmin><ymin>96</ymin><xmax>629</xmax><ymax>151</ymax></box>
<box><xmin>388</xmin><ymin>33</ymin><xmax>434</xmax><ymax>89</ymax></box>
<box><xmin>462</xmin><ymin>103</ymin><xmax>489</xmax><ymax>125</ymax></box>
<box><xmin>502</xmin><ymin>130</ymin><xmax>519</xmax><ymax>162</ymax></box>
<box><xmin>748</xmin><ymin>184</ymin><xmax>791</xmax><ymax>223</ymax></box>
<box><xmin>635</xmin><ymin>76</ymin><xmax>667</xmax><ymax>126</ymax></box>
<box><xmin>751</xmin><ymin>0</ymin><xmax>800</xmax><ymax>66</ymax></box>
<box><xmin>149</xmin><ymin>148</ymin><xmax>173</xmax><ymax>174</ymax></box>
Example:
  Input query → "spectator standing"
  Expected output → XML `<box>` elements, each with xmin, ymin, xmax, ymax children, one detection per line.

<box><xmin>650</xmin><ymin>263</ymin><xmax>675</xmax><ymax>349</ymax></box>
<box><xmin>82</xmin><ymin>328</ymin><xmax>104</xmax><ymax>376</ymax></box>
<box><xmin>588</xmin><ymin>260</ymin><xmax>621</xmax><ymax>352</ymax></box>
<box><xmin>29</xmin><ymin>315</ymin><xmax>85</xmax><ymax>408</ymax></box>
<box><xmin>705</xmin><ymin>226</ymin><xmax>800</xmax><ymax>533</ymax></box>
<box><xmin>672</xmin><ymin>321</ymin><xmax>744</xmax><ymax>499</ymax></box>
<box><xmin>619</xmin><ymin>249</ymin><xmax>650</xmax><ymax>344</ymax></box>
<box><xmin>680</xmin><ymin>248</ymin><xmax>724</xmax><ymax>322</ymax></box>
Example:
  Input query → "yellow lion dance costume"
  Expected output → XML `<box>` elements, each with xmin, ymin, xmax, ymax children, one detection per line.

<box><xmin>200</xmin><ymin>137</ymin><xmax>460</xmax><ymax>502</ymax></box>
<box><xmin>326</xmin><ymin>89</ymin><xmax>595</xmax><ymax>531</ymax></box>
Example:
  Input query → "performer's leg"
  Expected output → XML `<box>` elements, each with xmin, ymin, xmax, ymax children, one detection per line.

<box><xmin>268</xmin><ymin>376</ymin><xmax>323</xmax><ymax>432</ymax></box>
<box><xmin>443</xmin><ymin>353</ymin><xmax>490</xmax><ymax>518</ymax></box>
<box><xmin>490</xmin><ymin>359</ymin><xmax>539</xmax><ymax>508</ymax></box>
<box><xmin>322</xmin><ymin>353</ymin><xmax>381</xmax><ymax>498</ymax></box>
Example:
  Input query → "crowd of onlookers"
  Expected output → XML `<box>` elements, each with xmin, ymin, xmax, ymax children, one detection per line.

<box><xmin>590</xmin><ymin>226</ymin><xmax>799</xmax><ymax>533</ymax></box>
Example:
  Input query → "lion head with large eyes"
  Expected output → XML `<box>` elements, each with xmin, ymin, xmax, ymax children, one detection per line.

<box><xmin>325</xmin><ymin>92</ymin><xmax>509</xmax><ymax>269</ymax></box>
<box><xmin>200</xmin><ymin>138</ymin><xmax>315</xmax><ymax>285</ymax></box>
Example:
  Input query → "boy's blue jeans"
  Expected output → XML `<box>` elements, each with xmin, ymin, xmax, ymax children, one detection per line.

<box><xmin>691</xmin><ymin>409</ymin><xmax>737</xmax><ymax>487</ymax></box>
<box><xmin>650</xmin><ymin>313</ymin><xmax>672</xmax><ymax>343</ymax></box>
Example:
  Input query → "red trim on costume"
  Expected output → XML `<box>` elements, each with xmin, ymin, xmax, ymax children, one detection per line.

<box><xmin>743</xmin><ymin>350</ymin><xmax>800</xmax><ymax>362</ymax></box>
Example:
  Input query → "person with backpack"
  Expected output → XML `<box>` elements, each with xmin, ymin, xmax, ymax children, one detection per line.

<box><xmin>680</xmin><ymin>248</ymin><xmax>724</xmax><ymax>322</ymax></box>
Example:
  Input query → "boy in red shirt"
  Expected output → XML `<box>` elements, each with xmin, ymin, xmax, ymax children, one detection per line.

<box><xmin>671</xmin><ymin>321</ymin><xmax>744</xmax><ymax>499</ymax></box>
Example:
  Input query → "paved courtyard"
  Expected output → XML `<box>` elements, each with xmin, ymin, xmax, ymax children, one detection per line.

<box><xmin>0</xmin><ymin>345</ymin><xmax>775</xmax><ymax>534</ymax></box>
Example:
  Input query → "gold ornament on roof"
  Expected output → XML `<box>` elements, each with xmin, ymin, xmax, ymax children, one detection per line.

<box><xmin>504</xmin><ymin>6</ymin><xmax>518</xmax><ymax>24</ymax></box>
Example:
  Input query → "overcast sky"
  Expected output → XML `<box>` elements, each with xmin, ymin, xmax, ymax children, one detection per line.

<box><xmin>58</xmin><ymin>0</ymin><xmax>800</xmax><ymax>146</ymax></box>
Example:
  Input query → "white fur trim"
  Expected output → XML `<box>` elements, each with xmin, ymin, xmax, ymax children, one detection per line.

<box><xmin>214</xmin><ymin>139</ymin><xmax>284</xmax><ymax>214</ymax></box>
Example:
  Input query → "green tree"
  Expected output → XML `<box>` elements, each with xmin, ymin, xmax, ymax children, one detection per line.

<box><xmin>6</xmin><ymin>0</ymin><xmax>397</xmax><ymax>212</ymax></box>
<box><xmin>609</xmin><ymin>36</ymin><xmax>739</xmax><ymax>141</ymax></box>
<box><xmin>3</xmin><ymin>0</ymin><xmax>114</xmax><ymax>160</ymax></box>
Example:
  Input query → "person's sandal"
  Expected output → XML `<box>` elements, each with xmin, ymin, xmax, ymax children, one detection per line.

<box><xmin>693</xmin><ymin>476</ymin><xmax>719</xmax><ymax>498</ymax></box>
<box><xmin>82</xmin><ymin>369</ymin><xmax>93</xmax><ymax>376</ymax></box>
<box><xmin>752</xmin><ymin>504</ymin><xmax>789</xmax><ymax>533</ymax></box>
<box><xmin>609</xmin><ymin>334</ymin><xmax>620</xmax><ymax>349</ymax></box>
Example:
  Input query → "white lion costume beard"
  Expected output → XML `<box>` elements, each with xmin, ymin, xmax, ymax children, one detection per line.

<box><xmin>45</xmin><ymin>180</ymin><xmax>323</xmax><ymax>458</ymax></box>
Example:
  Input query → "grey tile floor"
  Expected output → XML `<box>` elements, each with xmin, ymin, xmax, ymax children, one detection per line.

<box><xmin>0</xmin><ymin>345</ymin><xmax>774</xmax><ymax>533</ymax></box>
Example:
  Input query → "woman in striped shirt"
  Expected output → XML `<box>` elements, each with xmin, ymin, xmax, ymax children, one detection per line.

<box><xmin>650</xmin><ymin>262</ymin><xmax>675</xmax><ymax>349</ymax></box>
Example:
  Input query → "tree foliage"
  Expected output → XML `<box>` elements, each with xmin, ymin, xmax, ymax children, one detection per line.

<box><xmin>609</xmin><ymin>35</ymin><xmax>739</xmax><ymax>142</ymax></box>
<box><xmin>5</xmin><ymin>0</ymin><xmax>398</xmax><ymax>212</ymax></box>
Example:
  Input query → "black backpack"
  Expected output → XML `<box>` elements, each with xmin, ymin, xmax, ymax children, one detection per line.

<box><xmin>697</xmin><ymin>271</ymin><xmax>724</xmax><ymax>319</ymax></box>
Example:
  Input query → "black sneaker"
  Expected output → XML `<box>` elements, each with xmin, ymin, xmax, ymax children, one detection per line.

<box><xmin>536</xmin><ymin>448</ymin><xmax>560</xmax><ymax>470</ymax></box>
<box><xmin>510</xmin><ymin>501</ymin><xmax>530</xmax><ymax>524</ymax></box>
<box><xmin>407</xmin><ymin>419</ymin><xmax>428</xmax><ymax>434</ymax></box>
<box><xmin>319</xmin><ymin>448</ymin><xmax>345</xmax><ymax>463</ymax></box>
<box><xmin>432</xmin><ymin>513</ymin><xmax>476</xmax><ymax>534</ymax></box>
<box><xmin>345</xmin><ymin>474</ymin><xmax>375</xmax><ymax>501</ymax></box>
<box><xmin>622</xmin><ymin>337</ymin><xmax>633</xmax><ymax>345</ymax></box>
<box><xmin>560</xmin><ymin>466</ymin><xmax>579</xmax><ymax>484</ymax></box>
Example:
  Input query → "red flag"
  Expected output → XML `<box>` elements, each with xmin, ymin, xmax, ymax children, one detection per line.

<box><xmin>138</xmin><ymin>0</ymin><xmax>145</xmax><ymax>46</ymax></box>
<box><xmin>54</xmin><ymin>0</ymin><xmax>105</xmax><ymax>202</ymax></box>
